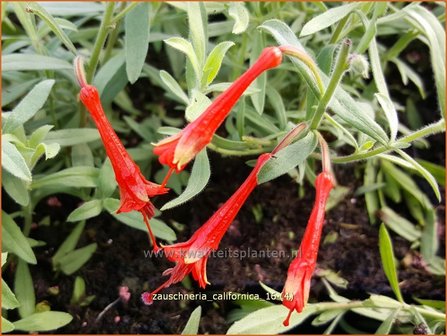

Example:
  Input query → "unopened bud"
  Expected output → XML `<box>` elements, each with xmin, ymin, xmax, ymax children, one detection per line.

<box><xmin>349</xmin><ymin>53</ymin><xmax>369</xmax><ymax>79</ymax></box>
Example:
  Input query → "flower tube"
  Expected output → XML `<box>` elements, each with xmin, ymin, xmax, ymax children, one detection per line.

<box><xmin>153</xmin><ymin>47</ymin><xmax>283</xmax><ymax>177</ymax></box>
<box><xmin>143</xmin><ymin>123</ymin><xmax>307</xmax><ymax>304</ymax></box>
<box><xmin>75</xmin><ymin>57</ymin><xmax>168</xmax><ymax>251</ymax></box>
<box><xmin>281</xmin><ymin>134</ymin><xmax>335</xmax><ymax>326</ymax></box>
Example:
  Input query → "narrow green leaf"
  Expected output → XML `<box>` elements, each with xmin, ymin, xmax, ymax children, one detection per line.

<box><xmin>58</xmin><ymin>243</ymin><xmax>97</xmax><ymax>275</ymax></box>
<box><xmin>2</xmin><ymin>253</ymin><xmax>7</xmax><ymax>267</ymax></box>
<box><xmin>404</xmin><ymin>5</ymin><xmax>445</xmax><ymax>116</ymax></box>
<box><xmin>266</xmin><ymin>87</ymin><xmax>287</xmax><ymax>130</ymax></box>
<box><xmin>28</xmin><ymin>125</ymin><xmax>54</xmax><ymax>147</ymax></box>
<box><xmin>97</xmin><ymin>158</ymin><xmax>117</xmax><ymax>199</ymax></box>
<box><xmin>257</xmin><ymin>132</ymin><xmax>317</xmax><ymax>184</ymax></box>
<box><xmin>67</xmin><ymin>200</ymin><xmax>102</xmax><ymax>222</ymax></box>
<box><xmin>325</xmin><ymin>186</ymin><xmax>350</xmax><ymax>211</ymax></box>
<box><xmin>203</xmin><ymin>41</ymin><xmax>235</xmax><ymax>86</ymax></box>
<box><xmin>396</xmin><ymin>149</ymin><xmax>441</xmax><ymax>202</ymax></box>
<box><xmin>416</xmin><ymin>159</ymin><xmax>445</xmax><ymax>187</ymax></box>
<box><xmin>375</xmin><ymin>93</ymin><xmax>398</xmax><ymax>143</ymax></box>
<box><xmin>32</xmin><ymin>166</ymin><xmax>99</xmax><ymax>189</ymax></box>
<box><xmin>13</xmin><ymin>311</ymin><xmax>73</xmax><ymax>332</ymax></box>
<box><xmin>391</xmin><ymin>58</ymin><xmax>426</xmax><ymax>99</ymax></box>
<box><xmin>71</xmin><ymin>143</ymin><xmax>94</xmax><ymax>167</ymax></box>
<box><xmin>185</xmin><ymin>90</ymin><xmax>212</xmax><ymax>122</ymax></box>
<box><xmin>44</xmin><ymin>128</ymin><xmax>100</xmax><ymax>147</ymax></box>
<box><xmin>2</xmin><ymin>211</ymin><xmax>36</xmax><ymax>264</ymax></box>
<box><xmin>125</xmin><ymin>2</ymin><xmax>151</xmax><ymax>84</ymax></box>
<box><xmin>421</xmin><ymin>208</ymin><xmax>438</xmax><ymax>262</ymax></box>
<box><xmin>259</xmin><ymin>19</ymin><xmax>389</xmax><ymax>145</ymax></box>
<box><xmin>1</xmin><ymin>138</ymin><xmax>32</xmax><ymax>182</ymax></box>
<box><xmin>187</xmin><ymin>2</ymin><xmax>206</xmax><ymax>67</ymax></box>
<box><xmin>2</xmin><ymin>54</ymin><xmax>72</xmax><ymax>71</ymax></box>
<box><xmin>1</xmin><ymin>317</ymin><xmax>15</xmax><ymax>333</ymax></box>
<box><xmin>382</xmin><ymin>169</ymin><xmax>402</xmax><ymax>203</ymax></box>
<box><xmin>26</xmin><ymin>2</ymin><xmax>77</xmax><ymax>54</ymax></box>
<box><xmin>413</xmin><ymin>297</ymin><xmax>446</xmax><ymax>311</ymax></box>
<box><xmin>312</xmin><ymin>309</ymin><xmax>344</xmax><ymax>326</ymax></box>
<box><xmin>161</xmin><ymin>149</ymin><xmax>211</xmax><ymax>211</ymax></box>
<box><xmin>375</xmin><ymin>307</ymin><xmax>401</xmax><ymax>334</ymax></box>
<box><xmin>38</xmin><ymin>2</ymin><xmax>103</xmax><ymax>16</ymax></box>
<box><xmin>2</xmin><ymin>170</ymin><xmax>30</xmax><ymax>206</ymax></box>
<box><xmin>227</xmin><ymin>304</ymin><xmax>316</xmax><ymax>334</ymax></box>
<box><xmin>250</xmin><ymin>31</ymin><xmax>266</xmax><ymax>115</ymax></box>
<box><xmin>182</xmin><ymin>306</ymin><xmax>202</xmax><ymax>335</ymax></box>
<box><xmin>403</xmin><ymin>191</ymin><xmax>425</xmax><ymax>225</ymax></box>
<box><xmin>159</xmin><ymin>70</ymin><xmax>190</xmax><ymax>105</ymax></box>
<box><xmin>300</xmin><ymin>3</ymin><xmax>360</xmax><ymax>37</ymax></box>
<box><xmin>381</xmin><ymin>161</ymin><xmax>432</xmax><ymax>209</ymax></box>
<box><xmin>103</xmin><ymin>198</ymin><xmax>177</xmax><ymax>241</ymax></box>
<box><xmin>3</xmin><ymin>80</ymin><xmax>55</xmax><ymax>133</ymax></box>
<box><xmin>70</xmin><ymin>276</ymin><xmax>86</xmax><ymax>304</ymax></box>
<box><xmin>228</xmin><ymin>2</ymin><xmax>249</xmax><ymax>34</ymax></box>
<box><xmin>379</xmin><ymin>223</ymin><xmax>405</xmax><ymax>303</ymax></box>
<box><xmin>165</xmin><ymin>37</ymin><xmax>201</xmax><ymax>82</ymax></box>
<box><xmin>14</xmin><ymin>260</ymin><xmax>35</xmax><ymax>318</ymax></box>
<box><xmin>2</xmin><ymin>279</ymin><xmax>20</xmax><ymax>310</ymax></box>
<box><xmin>93</xmin><ymin>53</ymin><xmax>127</xmax><ymax>104</ymax></box>
<box><xmin>378</xmin><ymin>207</ymin><xmax>421</xmax><ymax>242</ymax></box>
<box><xmin>2</xmin><ymin>79</ymin><xmax>41</xmax><ymax>108</ymax></box>
<box><xmin>52</xmin><ymin>221</ymin><xmax>86</xmax><ymax>267</ymax></box>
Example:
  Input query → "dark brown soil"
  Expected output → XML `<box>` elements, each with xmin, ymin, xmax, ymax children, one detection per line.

<box><xmin>5</xmin><ymin>150</ymin><xmax>443</xmax><ymax>334</ymax></box>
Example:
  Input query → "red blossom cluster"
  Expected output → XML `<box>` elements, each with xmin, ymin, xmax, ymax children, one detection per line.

<box><xmin>74</xmin><ymin>45</ymin><xmax>335</xmax><ymax>324</ymax></box>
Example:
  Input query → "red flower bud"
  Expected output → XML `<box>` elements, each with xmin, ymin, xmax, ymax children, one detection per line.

<box><xmin>282</xmin><ymin>172</ymin><xmax>334</xmax><ymax>326</ymax></box>
<box><xmin>142</xmin><ymin>153</ymin><xmax>272</xmax><ymax>304</ymax></box>
<box><xmin>76</xmin><ymin>66</ymin><xmax>168</xmax><ymax>251</ymax></box>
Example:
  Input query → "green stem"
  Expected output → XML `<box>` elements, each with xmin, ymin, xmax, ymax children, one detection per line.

<box><xmin>86</xmin><ymin>2</ymin><xmax>116</xmax><ymax>84</ymax></box>
<box><xmin>23</xmin><ymin>202</ymin><xmax>33</xmax><ymax>237</ymax></box>
<box><xmin>310</xmin><ymin>39</ymin><xmax>352</xmax><ymax>129</ymax></box>
<box><xmin>103</xmin><ymin>2</ymin><xmax>131</xmax><ymax>63</ymax></box>
<box><xmin>411</xmin><ymin>305</ymin><xmax>445</xmax><ymax>320</ymax></box>
<box><xmin>330</xmin><ymin>15</ymin><xmax>350</xmax><ymax>44</ymax></box>
<box><xmin>280</xmin><ymin>45</ymin><xmax>325</xmax><ymax>94</ymax></box>
<box><xmin>102</xmin><ymin>21</ymin><xmax>121</xmax><ymax>63</ymax></box>
<box><xmin>331</xmin><ymin>119</ymin><xmax>445</xmax><ymax>163</ymax></box>
<box><xmin>207</xmin><ymin>143</ymin><xmax>272</xmax><ymax>156</ymax></box>
<box><xmin>110</xmin><ymin>2</ymin><xmax>139</xmax><ymax>25</ymax></box>
<box><xmin>399</xmin><ymin>119</ymin><xmax>445</xmax><ymax>143</ymax></box>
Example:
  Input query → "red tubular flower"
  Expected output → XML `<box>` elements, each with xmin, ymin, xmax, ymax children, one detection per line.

<box><xmin>282</xmin><ymin>171</ymin><xmax>335</xmax><ymax>326</ymax></box>
<box><xmin>141</xmin><ymin>152</ymin><xmax>272</xmax><ymax>304</ymax></box>
<box><xmin>153</xmin><ymin>47</ymin><xmax>283</xmax><ymax>175</ymax></box>
<box><xmin>75</xmin><ymin>58</ymin><xmax>168</xmax><ymax>251</ymax></box>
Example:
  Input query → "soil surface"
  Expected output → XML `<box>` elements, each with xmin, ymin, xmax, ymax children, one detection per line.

<box><xmin>4</xmin><ymin>149</ymin><xmax>444</xmax><ymax>334</ymax></box>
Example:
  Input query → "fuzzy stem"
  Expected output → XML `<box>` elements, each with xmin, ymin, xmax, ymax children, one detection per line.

<box><xmin>271</xmin><ymin>122</ymin><xmax>307</xmax><ymax>155</ymax></box>
<box><xmin>330</xmin><ymin>119</ymin><xmax>445</xmax><ymax>163</ymax></box>
<box><xmin>86</xmin><ymin>2</ymin><xmax>115</xmax><ymax>84</ymax></box>
<box><xmin>310</xmin><ymin>39</ymin><xmax>351</xmax><ymax>129</ymax></box>
<box><xmin>279</xmin><ymin>45</ymin><xmax>325</xmax><ymax>94</ymax></box>
<box><xmin>110</xmin><ymin>2</ymin><xmax>139</xmax><ymax>25</ymax></box>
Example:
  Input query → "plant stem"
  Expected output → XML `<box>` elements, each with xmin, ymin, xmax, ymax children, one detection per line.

<box><xmin>207</xmin><ymin>143</ymin><xmax>272</xmax><ymax>156</ymax></box>
<box><xmin>23</xmin><ymin>202</ymin><xmax>33</xmax><ymax>237</ymax></box>
<box><xmin>411</xmin><ymin>305</ymin><xmax>445</xmax><ymax>320</ymax></box>
<box><xmin>330</xmin><ymin>119</ymin><xmax>445</xmax><ymax>163</ymax></box>
<box><xmin>110</xmin><ymin>2</ymin><xmax>139</xmax><ymax>26</ymax></box>
<box><xmin>310</xmin><ymin>39</ymin><xmax>351</xmax><ymax>129</ymax></box>
<box><xmin>399</xmin><ymin>119</ymin><xmax>446</xmax><ymax>143</ymax></box>
<box><xmin>279</xmin><ymin>45</ymin><xmax>325</xmax><ymax>94</ymax></box>
<box><xmin>86</xmin><ymin>2</ymin><xmax>116</xmax><ymax>84</ymax></box>
<box><xmin>330</xmin><ymin>15</ymin><xmax>350</xmax><ymax>44</ymax></box>
<box><xmin>103</xmin><ymin>2</ymin><xmax>127</xmax><ymax>63</ymax></box>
